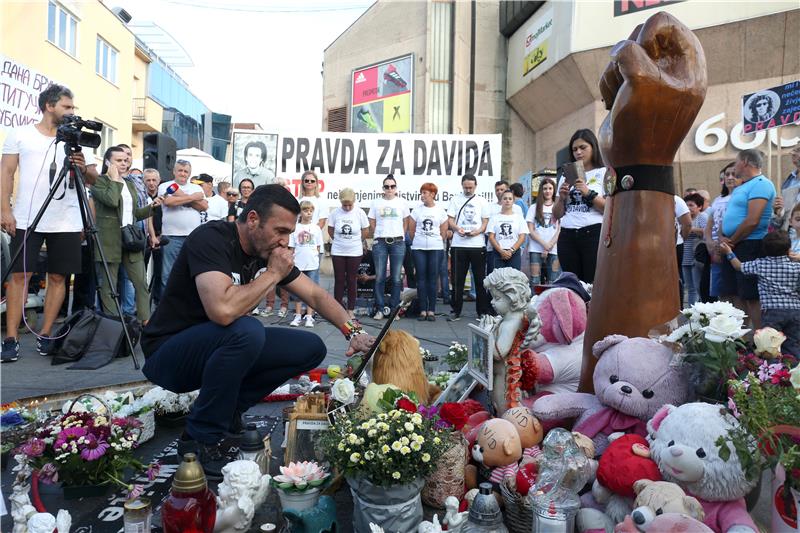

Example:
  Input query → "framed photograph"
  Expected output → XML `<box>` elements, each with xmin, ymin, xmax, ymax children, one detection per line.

<box><xmin>285</xmin><ymin>393</ymin><xmax>330</xmax><ymax>464</ymax></box>
<box><xmin>467</xmin><ymin>323</ymin><xmax>493</xmax><ymax>390</ymax></box>
<box><xmin>231</xmin><ymin>131</ymin><xmax>279</xmax><ymax>188</ymax></box>
<box><xmin>433</xmin><ymin>364</ymin><xmax>478</xmax><ymax>406</ymax></box>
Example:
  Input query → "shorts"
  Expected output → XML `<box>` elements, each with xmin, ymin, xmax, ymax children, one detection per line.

<box><xmin>719</xmin><ymin>239</ymin><xmax>762</xmax><ymax>300</ymax></box>
<box><xmin>8</xmin><ymin>229</ymin><xmax>82</xmax><ymax>275</ymax></box>
<box><xmin>290</xmin><ymin>269</ymin><xmax>319</xmax><ymax>302</ymax></box>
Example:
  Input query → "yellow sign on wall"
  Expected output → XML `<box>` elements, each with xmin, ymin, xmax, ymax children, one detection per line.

<box><xmin>381</xmin><ymin>93</ymin><xmax>411</xmax><ymax>133</ymax></box>
<box><xmin>523</xmin><ymin>40</ymin><xmax>549</xmax><ymax>76</ymax></box>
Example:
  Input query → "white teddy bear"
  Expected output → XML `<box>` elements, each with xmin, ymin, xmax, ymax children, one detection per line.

<box><xmin>646</xmin><ymin>402</ymin><xmax>758</xmax><ymax>533</ymax></box>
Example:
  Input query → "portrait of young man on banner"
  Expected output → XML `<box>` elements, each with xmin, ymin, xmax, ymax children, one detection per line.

<box><xmin>231</xmin><ymin>131</ymin><xmax>278</xmax><ymax>187</ymax></box>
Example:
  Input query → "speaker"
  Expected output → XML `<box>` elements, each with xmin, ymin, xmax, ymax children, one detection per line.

<box><xmin>143</xmin><ymin>133</ymin><xmax>177</xmax><ymax>181</ymax></box>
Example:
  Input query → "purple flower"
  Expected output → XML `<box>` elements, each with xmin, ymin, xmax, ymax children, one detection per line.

<box><xmin>146</xmin><ymin>462</ymin><xmax>161</xmax><ymax>481</ymax></box>
<box><xmin>54</xmin><ymin>426</ymin><xmax>88</xmax><ymax>449</ymax></box>
<box><xmin>418</xmin><ymin>404</ymin><xmax>439</xmax><ymax>419</ymax></box>
<box><xmin>127</xmin><ymin>484</ymin><xmax>144</xmax><ymax>500</ymax></box>
<box><xmin>38</xmin><ymin>463</ymin><xmax>59</xmax><ymax>484</ymax></box>
<box><xmin>21</xmin><ymin>438</ymin><xmax>46</xmax><ymax>457</ymax></box>
<box><xmin>727</xmin><ymin>397</ymin><xmax>741</xmax><ymax>419</ymax></box>
<box><xmin>79</xmin><ymin>434</ymin><xmax>109</xmax><ymax>461</ymax></box>
<box><xmin>434</xmin><ymin>419</ymin><xmax>452</xmax><ymax>430</ymax></box>
<box><xmin>757</xmin><ymin>360</ymin><xmax>772</xmax><ymax>382</ymax></box>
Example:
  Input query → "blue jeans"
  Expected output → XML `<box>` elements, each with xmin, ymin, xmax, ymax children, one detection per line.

<box><xmin>412</xmin><ymin>249</ymin><xmax>442</xmax><ymax>313</ymax></box>
<box><xmin>529</xmin><ymin>252</ymin><xmax>561</xmax><ymax>285</ymax></box>
<box><xmin>160</xmin><ymin>235</ymin><xmax>187</xmax><ymax>294</ymax></box>
<box><xmin>291</xmin><ymin>269</ymin><xmax>320</xmax><ymax>303</ymax></box>
<box><xmin>372</xmin><ymin>239</ymin><xmax>405</xmax><ymax>311</ymax></box>
<box><xmin>682</xmin><ymin>262</ymin><xmax>703</xmax><ymax>305</ymax></box>
<box><xmin>493</xmin><ymin>249</ymin><xmax>522</xmax><ymax>270</ymax></box>
<box><xmin>117</xmin><ymin>264</ymin><xmax>136</xmax><ymax>316</ymax></box>
<box><xmin>143</xmin><ymin>316</ymin><xmax>326</xmax><ymax>443</ymax></box>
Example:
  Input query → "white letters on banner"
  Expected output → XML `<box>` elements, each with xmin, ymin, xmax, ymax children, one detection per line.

<box><xmin>0</xmin><ymin>54</ymin><xmax>51</xmax><ymax>128</ymax></box>
<box><xmin>276</xmin><ymin>132</ymin><xmax>502</xmax><ymax>205</ymax></box>
<box><xmin>694</xmin><ymin>112</ymin><xmax>799</xmax><ymax>154</ymax></box>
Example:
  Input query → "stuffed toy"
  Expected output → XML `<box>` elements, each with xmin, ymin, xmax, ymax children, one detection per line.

<box><xmin>464</xmin><ymin>418</ymin><xmax>522</xmax><ymax>493</ymax></box>
<box><xmin>647</xmin><ymin>403</ymin><xmax>758</xmax><ymax>533</ymax></box>
<box><xmin>501</xmin><ymin>406</ymin><xmax>544</xmax><ymax>463</ymax></box>
<box><xmin>372</xmin><ymin>330</ymin><xmax>440</xmax><ymax>404</ymax></box>
<box><xmin>532</xmin><ymin>335</ymin><xmax>690</xmax><ymax>455</ymax></box>
<box><xmin>627</xmin><ymin>480</ymin><xmax>705</xmax><ymax>530</ymax></box>
<box><xmin>614</xmin><ymin>513</ymin><xmax>713</xmax><ymax>533</ymax></box>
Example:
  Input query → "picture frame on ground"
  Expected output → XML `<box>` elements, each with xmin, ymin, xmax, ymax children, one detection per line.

<box><xmin>433</xmin><ymin>364</ymin><xmax>478</xmax><ymax>406</ymax></box>
<box><xmin>285</xmin><ymin>393</ymin><xmax>329</xmax><ymax>464</ymax></box>
<box><xmin>467</xmin><ymin>323</ymin><xmax>493</xmax><ymax>390</ymax></box>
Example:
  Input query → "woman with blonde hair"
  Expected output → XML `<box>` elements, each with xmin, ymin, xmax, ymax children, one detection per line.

<box><xmin>297</xmin><ymin>170</ymin><xmax>329</xmax><ymax>229</ymax></box>
<box><xmin>328</xmin><ymin>188</ymin><xmax>369</xmax><ymax>317</ymax></box>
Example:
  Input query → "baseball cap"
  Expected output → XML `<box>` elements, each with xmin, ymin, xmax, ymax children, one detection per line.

<box><xmin>191</xmin><ymin>173</ymin><xmax>214</xmax><ymax>185</ymax></box>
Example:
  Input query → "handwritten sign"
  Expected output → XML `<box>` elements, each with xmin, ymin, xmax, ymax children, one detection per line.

<box><xmin>0</xmin><ymin>54</ymin><xmax>53</xmax><ymax>129</ymax></box>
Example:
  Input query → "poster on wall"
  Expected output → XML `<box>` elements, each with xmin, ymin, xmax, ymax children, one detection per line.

<box><xmin>0</xmin><ymin>54</ymin><xmax>53</xmax><ymax>131</ymax></box>
<box><xmin>351</xmin><ymin>54</ymin><xmax>413</xmax><ymax>133</ymax></box>
<box><xmin>231</xmin><ymin>131</ymin><xmax>279</xmax><ymax>188</ymax></box>
<box><xmin>522</xmin><ymin>8</ymin><xmax>553</xmax><ymax>76</ymax></box>
<box><xmin>742</xmin><ymin>80</ymin><xmax>800</xmax><ymax>134</ymax></box>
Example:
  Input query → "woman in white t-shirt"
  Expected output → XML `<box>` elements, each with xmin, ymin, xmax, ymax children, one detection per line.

<box><xmin>553</xmin><ymin>129</ymin><xmax>607</xmax><ymax>283</ymax></box>
<box><xmin>526</xmin><ymin>177</ymin><xmax>561</xmax><ymax>285</ymax></box>
<box><xmin>488</xmin><ymin>191</ymin><xmax>529</xmax><ymax>271</ymax></box>
<box><xmin>409</xmin><ymin>183</ymin><xmax>448</xmax><ymax>321</ymax></box>
<box><xmin>328</xmin><ymin>188</ymin><xmax>369</xmax><ymax>317</ymax></box>
<box><xmin>368</xmin><ymin>174</ymin><xmax>411</xmax><ymax>319</ymax></box>
<box><xmin>297</xmin><ymin>170</ymin><xmax>328</xmax><ymax>229</ymax></box>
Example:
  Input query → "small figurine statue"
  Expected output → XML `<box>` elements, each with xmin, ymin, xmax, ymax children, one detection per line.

<box><xmin>214</xmin><ymin>460</ymin><xmax>271</xmax><ymax>533</ymax></box>
<box><xmin>27</xmin><ymin>510</ymin><xmax>72</xmax><ymax>533</ymax></box>
<box><xmin>443</xmin><ymin>496</ymin><xmax>468</xmax><ymax>532</ymax></box>
<box><xmin>418</xmin><ymin>514</ymin><xmax>443</xmax><ymax>533</ymax></box>
<box><xmin>11</xmin><ymin>455</ymin><xmax>36</xmax><ymax>533</ymax></box>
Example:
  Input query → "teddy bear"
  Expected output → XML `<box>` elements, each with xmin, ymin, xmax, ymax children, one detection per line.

<box><xmin>532</xmin><ymin>335</ymin><xmax>691</xmax><ymax>455</ymax></box>
<box><xmin>371</xmin><ymin>330</ymin><xmax>440</xmax><ymax>404</ymax></box>
<box><xmin>614</xmin><ymin>513</ymin><xmax>713</xmax><ymax>533</ymax></box>
<box><xmin>464</xmin><ymin>418</ymin><xmax>522</xmax><ymax>495</ymax></box>
<box><xmin>647</xmin><ymin>403</ymin><xmax>758</xmax><ymax>533</ymax></box>
<box><xmin>627</xmin><ymin>480</ymin><xmax>705</xmax><ymax>530</ymax></box>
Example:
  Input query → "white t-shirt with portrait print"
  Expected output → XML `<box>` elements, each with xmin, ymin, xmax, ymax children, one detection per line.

<box><xmin>368</xmin><ymin>197</ymin><xmax>409</xmax><ymax>238</ymax></box>
<box><xmin>447</xmin><ymin>193</ymin><xmax>489</xmax><ymax>248</ymax></box>
<box><xmin>289</xmin><ymin>222</ymin><xmax>323</xmax><ymax>271</ymax></box>
<box><xmin>328</xmin><ymin>206</ymin><xmax>369</xmax><ymax>257</ymax></box>
<box><xmin>526</xmin><ymin>203</ymin><xmax>559</xmax><ymax>254</ymax></box>
<box><xmin>486</xmin><ymin>202</ymin><xmax>523</xmax><ymax>250</ymax></box>
<box><xmin>556</xmin><ymin>167</ymin><xmax>606</xmax><ymax>229</ymax></box>
<box><xmin>410</xmin><ymin>204</ymin><xmax>448</xmax><ymax>251</ymax></box>
<box><xmin>487</xmin><ymin>212</ymin><xmax>529</xmax><ymax>251</ymax></box>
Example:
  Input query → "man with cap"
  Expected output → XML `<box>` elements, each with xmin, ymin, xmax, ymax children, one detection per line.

<box><xmin>193</xmin><ymin>174</ymin><xmax>229</xmax><ymax>223</ymax></box>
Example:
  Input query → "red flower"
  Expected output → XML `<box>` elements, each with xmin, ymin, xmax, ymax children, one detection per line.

<box><xmin>461</xmin><ymin>399</ymin><xmax>485</xmax><ymax>417</ymax></box>
<box><xmin>439</xmin><ymin>403</ymin><xmax>468</xmax><ymax>430</ymax></box>
<box><xmin>396</xmin><ymin>398</ymin><xmax>417</xmax><ymax>413</ymax></box>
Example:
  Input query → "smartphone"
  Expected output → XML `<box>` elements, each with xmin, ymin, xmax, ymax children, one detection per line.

<box><xmin>561</xmin><ymin>161</ymin><xmax>585</xmax><ymax>187</ymax></box>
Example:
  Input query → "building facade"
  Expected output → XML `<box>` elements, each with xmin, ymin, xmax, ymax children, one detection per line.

<box><xmin>322</xmin><ymin>0</ymin><xmax>800</xmax><ymax>193</ymax></box>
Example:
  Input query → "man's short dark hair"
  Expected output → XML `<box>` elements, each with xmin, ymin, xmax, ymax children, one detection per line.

<box><xmin>117</xmin><ymin>143</ymin><xmax>131</xmax><ymax>151</ymax></box>
<box><xmin>763</xmin><ymin>230</ymin><xmax>790</xmax><ymax>257</ymax></box>
<box><xmin>38</xmin><ymin>83</ymin><xmax>73</xmax><ymax>113</ymax></box>
<box><xmin>509</xmin><ymin>182</ymin><xmax>524</xmax><ymax>198</ymax></box>
<box><xmin>243</xmin><ymin>141</ymin><xmax>267</xmax><ymax>163</ymax></box>
<box><xmin>238</xmin><ymin>184</ymin><xmax>300</xmax><ymax>223</ymax></box>
<box><xmin>494</xmin><ymin>180</ymin><xmax>509</xmax><ymax>188</ymax></box>
<box><xmin>738</xmin><ymin>149</ymin><xmax>764</xmax><ymax>169</ymax></box>
<box><xmin>461</xmin><ymin>174</ymin><xmax>477</xmax><ymax>184</ymax></box>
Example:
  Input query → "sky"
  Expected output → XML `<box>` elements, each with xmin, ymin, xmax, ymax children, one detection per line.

<box><xmin>110</xmin><ymin>0</ymin><xmax>373</xmax><ymax>132</ymax></box>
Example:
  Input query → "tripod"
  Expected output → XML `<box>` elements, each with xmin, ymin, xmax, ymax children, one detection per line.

<box><xmin>3</xmin><ymin>143</ymin><xmax>140</xmax><ymax>369</ymax></box>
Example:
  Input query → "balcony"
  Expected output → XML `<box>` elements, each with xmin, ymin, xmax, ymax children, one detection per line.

<box><xmin>132</xmin><ymin>97</ymin><xmax>163</xmax><ymax>132</ymax></box>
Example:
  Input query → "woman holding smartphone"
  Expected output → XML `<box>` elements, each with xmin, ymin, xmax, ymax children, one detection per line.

<box><xmin>552</xmin><ymin>129</ymin><xmax>606</xmax><ymax>283</ymax></box>
<box><xmin>91</xmin><ymin>146</ymin><xmax>160</xmax><ymax>323</ymax></box>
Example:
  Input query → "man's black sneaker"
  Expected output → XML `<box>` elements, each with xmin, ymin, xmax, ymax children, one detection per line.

<box><xmin>227</xmin><ymin>411</ymin><xmax>245</xmax><ymax>438</ymax></box>
<box><xmin>197</xmin><ymin>441</ymin><xmax>228</xmax><ymax>480</ymax></box>
<box><xmin>37</xmin><ymin>337</ymin><xmax>54</xmax><ymax>356</ymax></box>
<box><xmin>447</xmin><ymin>313</ymin><xmax>461</xmax><ymax>322</ymax></box>
<box><xmin>1</xmin><ymin>338</ymin><xmax>20</xmax><ymax>363</ymax></box>
<box><xmin>176</xmin><ymin>432</ymin><xmax>198</xmax><ymax>459</ymax></box>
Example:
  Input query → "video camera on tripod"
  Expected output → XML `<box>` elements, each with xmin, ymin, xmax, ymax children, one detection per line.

<box><xmin>56</xmin><ymin>115</ymin><xmax>103</xmax><ymax>150</ymax></box>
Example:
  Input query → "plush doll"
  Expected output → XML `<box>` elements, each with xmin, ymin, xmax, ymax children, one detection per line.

<box><xmin>501</xmin><ymin>406</ymin><xmax>544</xmax><ymax>463</ymax></box>
<box><xmin>372</xmin><ymin>330</ymin><xmax>440</xmax><ymax>404</ymax></box>
<box><xmin>647</xmin><ymin>403</ymin><xmax>758</xmax><ymax>533</ymax></box>
<box><xmin>464</xmin><ymin>418</ymin><xmax>522</xmax><ymax>493</ymax></box>
<box><xmin>627</xmin><ymin>480</ymin><xmax>705</xmax><ymax>530</ymax></box>
<box><xmin>532</xmin><ymin>335</ymin><xmax>690</xmax><ymax>455</ymax></box>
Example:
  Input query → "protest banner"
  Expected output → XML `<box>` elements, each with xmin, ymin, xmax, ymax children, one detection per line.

<box><xmin>0</xmin><ymin>54</ymin><xmax>52</xmax><ymax>130</ymax></box>
<box><xmin>742</xmin><ymin>80</ymin><xmax>800</xmax><ymax>134</ymax></box>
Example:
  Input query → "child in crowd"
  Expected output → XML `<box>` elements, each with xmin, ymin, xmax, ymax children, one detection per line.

<box><xmin>789</xmin><ymin>202</ymin><xmax>800</xmax><ymax>261</ymax></box>
<box><xmin>488</xmin><ymin>191</ymin><xmax>529</xmax><ymax>270</ymax></box>
<box><xmin>721</xmin><ymin>230</ymin><xmax>800</xmax><ymax>356</ymax></box>
<box><xmin>289</xmin><ymin>201</ymin><xmax>324</xmax><ymax>327</ymax></box>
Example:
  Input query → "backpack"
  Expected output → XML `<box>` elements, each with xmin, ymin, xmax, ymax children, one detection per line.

<box><xmin>49</xmin><ymin>310</ymin><xmax>140</xmax><ymax>369</ymax></box>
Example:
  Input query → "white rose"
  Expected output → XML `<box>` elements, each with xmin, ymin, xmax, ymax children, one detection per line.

<box><xmin>702</xmin><ymin>315</ymin><xmax>749</xmax><ymax>343</ymax></box>
<box><xmin>753</xmin><ymin>328</ymin><xmax>786</xmax><ymax>358</ymax></box>
<box><xmin>790</xmin><ymin>365</ymin><xmax>800</xmax><ymax>391</ymax></box>
<box><xmin>331</xmin><ymin>378</ymin><xmax>355</xmax><ymax>405</ymax></box>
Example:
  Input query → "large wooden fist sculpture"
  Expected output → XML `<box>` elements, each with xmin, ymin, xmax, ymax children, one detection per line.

<box><xmin>580</xmin><ymin>12</ymin><xmax>707</xmax><ymax>392</ymax></box>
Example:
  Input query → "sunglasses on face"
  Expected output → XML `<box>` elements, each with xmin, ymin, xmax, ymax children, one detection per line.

<box><xmin>227</xmin><ymin>192</ymin><xmax>239</xmax><ymax>196</ymax></box>
<box><xmin>383</xmin><ymin>184</ymin><xmax>397</xmax><ymax>190</ymax></box>
<box><xmin>304</xmin><ymin>179</ymin><xmax>317</xmax><ymax>183</ymax></box>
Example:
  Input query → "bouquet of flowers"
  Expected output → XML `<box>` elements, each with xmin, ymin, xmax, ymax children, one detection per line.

<box><xmin>419</xmin><ymin>346</ymin><xmax>435</xmax><ymax>361</ymax></box>
<box><xmin>63</xmin><ymin>390</ymin><xmax>152</xmax><ymax>418</ymax></box>
<box><xmin>444</xmin><ymin>342</ymin><xmax>468</xmax><ymax>370</ymax></box>
<box><xmin>664</xmin><ymin>301</ymin><xmax>750</xmax><ymax>401</ymax></box>
<box><xmin>18</xmin><ymin>411</ymin><xmax>153</xmax><ymax>489</ymax></box>
<box><xmin>141</xmin><ymin>387</ymin><xmax>198</xmax><ymax>416</ymax></box>
<box><xmin>428</xmin><ymin>371</ymin><xmax>453</xmax><ymax>389</ymax></box>
<box><xmin>320</xmin><ymin>406</ymin><xmax>449</xmax><ymax>487</ymax></box>
<box><xmin>717</xmin><ymin>364</ymin><xmax>800</xmax><ymax>495</ymax></box>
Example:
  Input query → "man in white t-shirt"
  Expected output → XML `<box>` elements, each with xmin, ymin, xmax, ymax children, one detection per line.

<box><xmin>447</xmin><ymin>174</ymin><xmax>491</xmax><ymax>320</ymax></box>
<box><xmin>193</xmin><ymin>174</ymin><xmax>229</xmax><ymax>223</ymax></box>
<box><xmin>158</xmin><ymin>160</ymin><xmax>208</xmax><ymax>293</ymax></box>
<box><xmin>1</xmin><ymin>84</ymin><xmax>99</xmax><ymax>361</ymax></box>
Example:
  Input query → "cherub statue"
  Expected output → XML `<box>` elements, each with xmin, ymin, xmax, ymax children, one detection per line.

<box><xmin>418</xmin><ymin>514</ymin><xmax>442</xmax><ymax>533</ymax></box>
<box><xmin>214</xmin><ymin>460</ymin><xmax>271</xmax><ymax>533</ymax></box>
<box><xmin>442</xmin><ymin>496</ymin><xmax>468</xmax><ymax>532</ymax></box>
<box><xmin>27</xmin><ymin>510</ymin><xmax>72</xmax><ymax>533</ymax></box>
<box><xmin>11</xmin><ymin>455</ymin><xmax>37</xmax><ymax>533</ymax></box>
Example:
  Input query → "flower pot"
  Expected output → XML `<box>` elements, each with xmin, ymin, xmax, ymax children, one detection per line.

<box><xmin>62</xmin><ymin>483</ymin><xmax>110</xmax><ymax>500</ymax></box>
<box><xmin>422</xmin><ymin>432</ymin><xmax>466</xmax><ymax>508</ymax></box>
<box><xmin>277</xmin><ymin>487</ymin><xmax>320</xmax><ymax>512</ymax></box>
<box><xmin>155</xmin><ymin>412</ymin><xmax>188</xmax><ymax>428</ymax></box>
<box><xmin>771</xmin><ymin>464</ymin><xmax>799</xmax><ymax>532</ymax></box>
<box><xmin>347</xmin><ymin>476</ymin><xmax>424</xmax><ymax>533</ymax></box>
<box><xmin>135</xmin><ymin>410</ymin><xmax>156</xmax><ymax>443</ymax></box>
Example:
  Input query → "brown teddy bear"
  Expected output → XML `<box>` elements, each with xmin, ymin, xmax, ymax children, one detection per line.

<box><xmin>372</xmin><ymin>330</ymin><xmax>440</xmax><ymax>404</ymax></box>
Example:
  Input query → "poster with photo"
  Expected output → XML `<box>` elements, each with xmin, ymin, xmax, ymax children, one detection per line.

<box><xmin>231</xmin><ymin>131</ymin><xmax>278</xmax><ymax>188</ymax></box>
<box><xmin>351</xmin><ymin>54</ymin><xmax>413</xmax><ymax>133</ymax></box>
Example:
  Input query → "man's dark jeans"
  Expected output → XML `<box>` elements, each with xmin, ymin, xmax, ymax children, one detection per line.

<box><xmin>143</xmin><ymin>316</ymin><xmax>326</xmax><ymax>444</ymax></box>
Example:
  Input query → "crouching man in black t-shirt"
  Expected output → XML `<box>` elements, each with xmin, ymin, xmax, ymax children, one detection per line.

<box><xmin>140</xmin><ymin>184</ymin><xmax>374</xmax><ymax>479</ymax></box>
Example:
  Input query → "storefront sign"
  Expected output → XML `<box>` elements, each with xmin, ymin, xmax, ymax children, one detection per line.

<box><xmin>0</xmin><ymin>54</ymin><xmax>52</xmax><ymax>129</ymax></box>
<box><xmin>694</xmin><ymin>112</ymin><xmax>800</xmax><ymax>154</ymax></box>
<box><xmin>522</xmin><ymin>8</ymin><xmax>553</xmax><ymax>76</ymax></box>
<box><xmin>742</xmin><ymin>79</ymin><xmax>800</xmax><ymax>133</ymax></box>
<box><xmin>613</xmin><ymin>0</ymin><xmax>685</xmax><ymax>17</ymax></box>
<box><xmin>350</xmin><ymin>55</ymin><xmax>413</xmax><ymax>134</ymax></box>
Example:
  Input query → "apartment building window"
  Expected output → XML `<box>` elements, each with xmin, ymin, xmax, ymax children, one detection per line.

<box><xmin>95</xmin><ymin>38</ymin><xmax>118</xmax><ymax>84</ymax></box>
<box><xmin>93</xmin><ymin>122</ymin><xmax>115</xmax><ymax>158</ymax></box>
<box><xmin>47</xmin><ymin>1</ymin><xmax>78</xmax><ymax>57</ymax></box>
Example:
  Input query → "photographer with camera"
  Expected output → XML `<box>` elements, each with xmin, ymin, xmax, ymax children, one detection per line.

<box><xmin>91</xmin><ymin>147</ymin><xmax>161</xmax><ymax>324</ymax></box>
<box><xmin>1</xmin><ymin>84</ymin><xmax>99</xmax><ymax>362</ymax></box>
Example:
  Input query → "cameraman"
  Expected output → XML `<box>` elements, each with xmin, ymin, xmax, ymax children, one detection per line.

<box><xmin>1</xmin><ymin>83</ymin><xmax>99</xmax><ymax>362</ymax></box>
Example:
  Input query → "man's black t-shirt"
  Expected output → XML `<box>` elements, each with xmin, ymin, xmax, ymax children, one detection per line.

<box><xmin>141</xmin><ymin>220</ymin><xmax>300</xmax><ymax>356</ymax></box>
